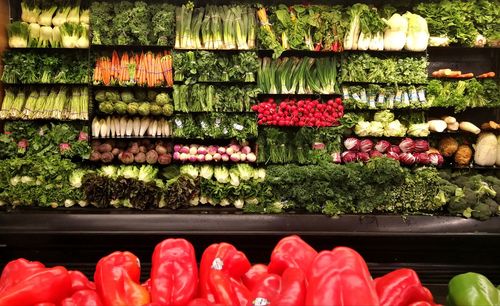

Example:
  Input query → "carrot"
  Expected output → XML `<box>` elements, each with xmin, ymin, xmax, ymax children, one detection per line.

<box><xmin>477</xmin><ymin>72</ymin><xmax>496</xmax><ymax>78</ymax></box>
<box><xmin>167</xmin><ymin>55</ymin><xmax>173</xmax><ymax>86</ymax></box>
<box><xmin>156</xmin><ymin>54</ymin><xmax>162</xmax><ymax>86</ymax></box>
<box><xmin>111</xmin><ymin>51</ymin><xmax>119</xmax><ymax>82</ymax></box>
<box><xmin>458</xmin><ymin>73</ymin><xmax>474</xmax><ymax>78</ymax></box>
<box><xmin>102</xmin><ymin>57</ymin><xmax>111</xmax><ymax>86</ymax></box>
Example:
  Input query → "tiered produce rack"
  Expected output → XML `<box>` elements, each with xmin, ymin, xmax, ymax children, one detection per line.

<box><xmin>0</xmin><ymin>0</ymin><xmax>499</xmax><ymax>301</ymax></box>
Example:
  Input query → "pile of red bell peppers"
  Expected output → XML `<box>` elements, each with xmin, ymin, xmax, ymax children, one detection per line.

<box><xmin>0</xmin><ymin>235</ymin><xmax>440</xmax><ymax>306</ymax></box>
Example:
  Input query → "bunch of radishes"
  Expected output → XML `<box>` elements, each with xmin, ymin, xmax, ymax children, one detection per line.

<box><xmin>90</xmin><ymin>140</ymin><xmax>172</xmax><ymax>165</ymax></box>
<box><xmin>173</xmin><ymin>143</ymin><xmax>257</xmax><ymax>163</ymax></box>
<box><xmin>341</xmin><ymin>137</ymin><xmax>444</xmax><ymax>166</ymax></box>
<box><xmin>252</xmin><ymin>97</ymin><xmax>344</xmax><ymax>127</ymax></box>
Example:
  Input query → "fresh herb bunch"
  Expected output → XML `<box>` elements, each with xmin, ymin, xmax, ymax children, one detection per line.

<box><xmin>90</xmin><ymin>1</ymin><xmax>176</xmax><ymax>46</ymax></box>
<box><xmin>173</xmin><ymin>84</ymin><xmax>259</xmax><ymax>112</ymax></box>
<box><xmin>174</xmin><ymin>51</ymin><xmax>259</xmax><ymax>84</ymax></box>
<box><xmin>341</xmin><ymin>54</ymin><xmax>428</xmax><ymax>84</ymax></box>
<box><xmin>1</xmin><ymin>51</ymin><xmax>88</xmax><ymax>84</ymax></box>
<box><xmin>172</xmin><ymin>113</ymin><xmax>257</xmax><ymax>140</ymax></box>
<box><xmin>259</xmin><ymin>56</ymin><xmax>340</xmax><ymax>94</ymax></box>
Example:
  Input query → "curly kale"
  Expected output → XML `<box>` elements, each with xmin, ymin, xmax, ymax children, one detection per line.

<box><xmin>90</xmin><ymin>2</ymin><xmax>114</xmax><ymax>45</ymax></box>
<box><xmin>151</xmin><ymin>3</ymin><xmax>176</xmax><ymax>45</ymax></box>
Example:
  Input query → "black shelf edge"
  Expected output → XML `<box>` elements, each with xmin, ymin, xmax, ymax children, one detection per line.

<box><xmin>174</xmin><ymin>81</ymin><xmax>257</xmax><ymax>85</ymax></box>
<box><xmin>2</xmin><ymin>83</ymin><xmax>89</xmax><ymax>86</ymax></box>
<box><xmin>0</xmin><ymin>213</ymin><xmax>498</xmax><ymax>235</ymax></box>
<box><xmin>258</xmin><ymin>93</ymin><xmax>341</xmax><ymax>98</ymax></box>
<box><xmin>91</xmin><ymin>84</ymin><xmax>173</xmax><ymax>90</ymax></box>
<box><xmin>91</xmin><ymin>45</ymin><xmax>172</xmax><ymax>51</ymax></box>
<box><xmin>341</xmin><ymin>81</ymin><xmax>428</xmax><ymax>86</ymax></box>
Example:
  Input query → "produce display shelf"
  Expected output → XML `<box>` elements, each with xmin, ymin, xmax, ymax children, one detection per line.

<box><xmin>5</xmin><ymin>47</ymin><xmax>89</xmax><ymax>52</ymax></box>
<box><xmin>90</xmin><ymin>136</ymin><xmax>257</xmax><ymax>142</ymax></box>
<box><xmin>0</xmin><ymin>117</ymin><xmax>88</xmax><ymax>122</ymax></box>
<box><xmin>174</xmin><ymin>48</ymin><xmax>257</xmax><ymax>53</ymax></box>
<box><xmin>90</xmin><ymin>45</ymin><xmax>172</xmax><ymax>52</ymax></box>
<box><xmin>0</xmin><ymin>211</ymin><xmax>499</xmax><ymax>235</ymax></box>
<box><xmin>427</xmin><ymin>46</ymin><xmax>500</xmax><ymax>51</ymax></box>
<box><xmin>258</xmin><ymin>49</ymin><xmax>341</xmax><ymax>57</ymax></box>
<box><xmin>343</xmin><ymin>49</ymin><xmax>427</xmax><ymax>56</ymax></box>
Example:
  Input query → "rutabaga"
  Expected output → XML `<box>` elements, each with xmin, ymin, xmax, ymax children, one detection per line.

<box><xmin>383</xmin><ymin>13</ymin><xmax>408</xmax><ymax>51</ymax></box>
<box><xmin>404</xmin><ymin>12</ymin><xmax>429</xmax><ymax>51</ymax></box>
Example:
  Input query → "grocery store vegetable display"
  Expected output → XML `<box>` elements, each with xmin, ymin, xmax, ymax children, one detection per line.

<box><xmin>1</xmin><ymin>51</ymin><xmax>89</xmax><ymax>84</ymax></box>
<box><xmin>9</xmin><ymin>1</ymin><xmax>89</xmax><ymax>48</ymax></box>
<box><xmin>174</xmin><ymin>84</ymin><xmax>259</xmax><ymax>112</ymax></box>
<box><xmin>96</xmin><ymin>89</ymin><xmax>173</xmax><ymax>117</ymax></box>
<box><xmin>253</xmin><ymin>97</ymin><xmax>344</xmax><ymax>127</ymax></box>
<box><xmin>341</xmin><ymin>53</ymin><xmax>428</xmax><ymax>84</ymax></box>
<box><xmin>0</xmin><ymin>235</ymin><xmax>441</xmax><ymax>306</ymax></box>
<box><xmin>174</xmin><ymin>51</ymin><xmax>259</xmax><ymax>83</ymax></box>
<box><xmin>175</xmin><ymin>3</ymin><xmax>256</xmax><ymax>50</ymax></box>
<box><xmin>1</xmin><ymin>87</ymin><xmax>88</xmax><ymax>120</ymax></box>
<box><xmin>93</xmin><ymin>51</ymin><xmax>173</xmax><ymax>87</ymax></box>
<box><xmin>90</xmin><ymin>1</ymin><xmax>176</xmax><ymax>46</ymax></box>
<box><xmin>259</xmin><ymin>56</ymin><xmax>340</xmax><ymax>94</ymax></box>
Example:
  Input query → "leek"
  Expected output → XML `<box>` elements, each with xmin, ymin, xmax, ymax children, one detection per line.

<box><xmin>8</xmin><ymin>22</ymin><xmax>29</xmax><ymax>48</ymax></box>
<box><xmin>21</xmin><ymin>90</ymin><xmax>39</xmax><ymax>119</ymax></box>
<box><xmin>0</xmin><ymin>89</ymin><xmax>16</xmax><ymax>119</ymax></box>
<box><xmin>38</xmin><ymin>4</ymin><xmax>57</xmax><ymax>26</ymax></box>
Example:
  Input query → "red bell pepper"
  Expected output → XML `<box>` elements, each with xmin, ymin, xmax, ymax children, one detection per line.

<box><xmin>94</xmin><ymin>251</ymin><xmax>150</xmax><ymax>306</ymax></box>
<box><xmin>242</xmin><ymin>264</ymin><xmax>268</xmax><ymax>291</ymax></box>
<box><xmin>61</xmin><ymin>289</ymin><xmax>103</xmax><ymax>306</ymax></box>
<box><xmin>0</xmin><ymin>266</ymin><xmax>72</xmax><ymax>306</ymax></box>
<box><xmin>306</xmin><ymin>247</ymin><xmax>380</xmax><ymax>306</ymax></box>
<box><xmin>275</xmin><ymin>268</ymin><xmax>306</xmax><ymax>306</ymax></box>
<box><xmin>33</xmin><ymin>303</ymin><xmax>56</xmax><ymax>306</ymax></box>
<box><xmin>268</xmin><ymin>235</ymin><xmax>317</xmax><ymax>275</ymax></box>
<box><xmin>374</xmin><ymin>268</ymin><xmax>438</xmax><ymax>306</ymax></box>
<box><xmin>187</xmin><ymin>298</ymin><xmax>214</xmax><ymax>306</ymax></box>
<box><xmin>69</xmin><ymin>270</ymin><xmax>96</xmax><ymax>292</ymax></box>
<box><xmin>142</xmin><ymin>278</ymin><xmax>152</xmax><ymax>292</ymax></box>
<box><xmin>199</xmin><ymin>243</ymin><xmax>251</xmax><ymax>305</ymax></box>
<box><xmin>150</xmin><ymin>238</ymin><xmax>198</xmax><ymax>306</ymax></box>
<box><xmin>249</xmin><ymin>273</ymin><xmax>281</xmax><ymax>306</ymax></box>
<box><xmin>230</xmin><ymin>277</ymin><xmax>252</xmax><ymax>306</ymax></box>
<box><xmin>0</xmin><ymin>258</ymin><xmax>45</xmax><ymax>292</ymax></box>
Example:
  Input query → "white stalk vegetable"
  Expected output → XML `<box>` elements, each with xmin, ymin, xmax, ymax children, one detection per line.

<box><xmin>139</xmin><ymin>118</ymin><xmax>150</xmax><ymax>136</ymax></box>
<box><xmin>52</xmin><ymin>6</ymin><xmax>70</xmax><ymax>26</ymax></box>
<box><xmin>120</xmin><ymin>117</ymin><xmax>127</xmax><ymax>136</ymax></box>
<box><xmin>92</xmin><ymin>118</ymin><xmax>101</xmax><ymax>137</ymax></box>
<box><xmin>38</xmin><ymin>5</ymin><xmax>57</xmax><ymax>26</ymax></box>
<box><xmin>21</xmin><ymin>1</ymin><xmax>41</xmax><ymax>23</ymax></box>
<box><xmin>67</xmin><ymin>5</ymin><xmax>80</xmax><ymax>24</ymax></box>
<box><xmin>38</xmin><ymin>26</ymin><xmax>52</xmax><ymax>48</ymax></box>
<box><xmin>80</xmin><ymin>9</ymin><xmax>89</xmax><ymax>24</ymax></box>
<box><xmin>133</xmin><ymin>117</ymin><xmax>141</xmax><ymax>136</ymax></box>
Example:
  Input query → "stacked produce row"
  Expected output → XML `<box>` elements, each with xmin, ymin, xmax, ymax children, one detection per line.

<box><xmin>0</xmin><ymin>0</ymin><xmax>499</xmax><ymax>221</ymax></box>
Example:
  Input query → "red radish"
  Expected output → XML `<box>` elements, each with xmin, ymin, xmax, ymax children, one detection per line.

<box><xmin>174</xmin><ymin>144</ymin><xmax>181</xmax><ymax>152</ymax></box>
<box><xmin>207</xmin><ymin>145</ymin><xmax>218</xmax><ymax>155</ymax></box>
<box><xmin>189</xmin><ymin>155</ymin><xmax>197</xmax><ymax>162</ymax></box>
<box><xmin>246</xmin><ymin>153</ymin><xmax>256</xmax><ymax>162</ymax></box>
<box><xmin>222</xmin><ymin>154</ymin><xmax>230</xmax><ymax>162</ymax></box>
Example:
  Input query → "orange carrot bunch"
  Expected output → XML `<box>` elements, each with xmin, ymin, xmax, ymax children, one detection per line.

<box><xmin>92</xmin><ymin>50</ymin><xmax>173</xmax><ymax>87</ymax></box>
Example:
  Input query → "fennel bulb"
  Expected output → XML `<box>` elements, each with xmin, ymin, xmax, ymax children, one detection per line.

<box><xmin>383</xmin><ymin>13</ymin><xmax>408</xmax><ymax>51</ymax></box>
<box><xmin>21</xmin><ymin>1</ymin><xmax>41</xmax><ymax>23</ymax></box>
<box><xmin>38</xmin><ymin>26</ymin><xmax>53</xmax><ymax>48</ymax></box>
<box><xmin>80</xmin><ymin>9</ymin><xmax>89</xmax><ymax>24</ymax></box>
<box><xmin>52</xmin><ymin>6</ymin><xmax>71</xmax><ymax>27</ymax></box>
<box><xmin>51</xmin><ymin>26</ymin><xmax>61</xmax><ymax>48</ymax></box>
<box><xmin>37</xmin><ymin>5</ymin><xmax>57</xmax><ymax>26</ymax></box>
<box><xmin>28</xmin><ymin>22</ymin><xmax>40</xmax><ymax>47</ymax></box>
<box><xmin>8</xmin><ymin>22</ymin><xmax>29</xmax><ymax>48</ymax></box>
<box><xmin>404</xmin><ymin>12</ymin><xmax>429</xmax><ymax>51</ymax></box>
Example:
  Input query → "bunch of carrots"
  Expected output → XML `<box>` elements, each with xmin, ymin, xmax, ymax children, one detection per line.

<box><xmin>93</xmin><ymin>51</ymin><xmax>173</xmax><ymax>87</ymax></box>
<box><xmin>431</xmin><ymin>69</ymin><xmax>495</xmax><ymax>79</ymax></box>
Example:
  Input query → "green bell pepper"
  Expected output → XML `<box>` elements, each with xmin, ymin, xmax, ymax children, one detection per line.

<box><xmin>447</xmin><ymin>272</ymin><xmax>500</xmax><ymax>306</ymax></box>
